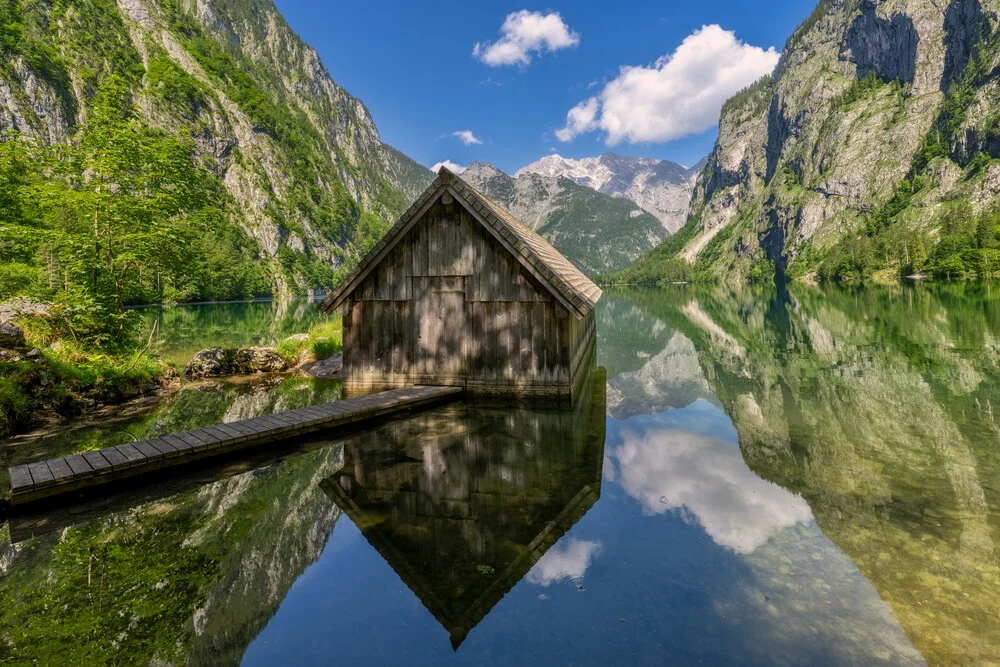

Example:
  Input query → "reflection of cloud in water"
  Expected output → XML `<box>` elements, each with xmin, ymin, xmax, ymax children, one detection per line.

<box><xmin>608</xmin><ymin>422</ymin><xmax>813</xmax><ymax>554</ymax></box>
<box><xmin>526</xmin><ymin>538</ymin><xmax>601</xmax><ymax>587</ymax></box>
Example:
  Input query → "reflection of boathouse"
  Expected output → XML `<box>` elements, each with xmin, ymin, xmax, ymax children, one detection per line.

<box><xmin>320</xmin><ymin>368</ymin><xmax>607</xmax><ymax>648</ymax></box>
<box><xmin>320</xmin><ymin>167</ymin><xmax>602</xmax><ymax>401</ymax></box>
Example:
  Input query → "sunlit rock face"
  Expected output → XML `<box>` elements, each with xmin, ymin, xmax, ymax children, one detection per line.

<box><xmin>629</xmin><ymin>0</ymin><xmax>1000</xmax><ymax>281</ymax></box>
<box><xmin>1</xmin><ymin>0</ymin><xmax>433</xmax><ymax>295</ymax></box>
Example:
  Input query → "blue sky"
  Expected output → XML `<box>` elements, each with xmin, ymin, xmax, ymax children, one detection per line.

<box><xmin>273</xmin><ymin>0</ymin><xmax>818</xmax><ymax>174</ymax></box>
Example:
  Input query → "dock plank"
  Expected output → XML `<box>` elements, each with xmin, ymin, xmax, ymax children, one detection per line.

<box><xmin>82</xmin><ymin>451</ymin><xmax>112</xmax><ymax>474</ymax></box>
<box><xmin>9</xmin><ymin>465</ymin><xmax>32</xmax><ymax>492</ymax></box>
<box><xmin>148</xmin><ymin>438</ymin><xmax>180</xmax><ymax>458</ymax></box>
<box><xmin>47</xmin><ymin>458</ymin><xmax>75</xmax><ymax>484</ymax></box>
<box><xmin>8</xmin><ymin>385</ymin><xmax>462</xmax><ymax>506</ymax></box>
<box><xmin>134</xmin><ymin>441</ymin><xmax>165</xmax><ymax>462</ymax></box>
<box><xmin>65</xmin><ymin>454</ymin><xmax>93</xmax><ymax>476</ymax></box>
<box><xmin>28</xmin><ymin>462</ymin><xmax>55</xmax><ymax>488</ymax></box>
<box><xmin>162</xmin><ymin>434</ymin><xmax>194</xmax><ymax>453</ymax></box>
<box><xmin>100</xmin><ymin>447</ymin><xmax>130</xmax><ymax>471</ymax></box>
<box><xmin>116</xmin><ymin>444</ymin><xmax>146</xmax><ymax>467</ymax></box>
<box><xmin>186</xmin><ymin>430</ymin><xmax>220</xmax><ymax>447</ymax></box>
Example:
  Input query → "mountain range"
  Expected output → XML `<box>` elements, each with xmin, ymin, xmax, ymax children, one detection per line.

<box><xmin>517</xmin><ymin>153</ymin><xmax>705</xmax><ymax>233</ymax></box>
<box><xmin>616</xmin><ymin>0</ymin><xmax>1000</xmax><ymax>284</ymax></box>
<box><xmin>460</xmin><ymin>162</ymin><xmax>669</xmax><ymax>275</ymax></box>
<box><xmin>0</xmin><ymin>0</ymin><xmax>432</xmax><ymax>300</ymax></box>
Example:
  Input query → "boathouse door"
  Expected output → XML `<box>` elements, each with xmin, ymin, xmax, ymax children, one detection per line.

<box><xmin>413</xmin><ymin>276</ymin><xmax>467</xmax><ymax>384</ymax></box>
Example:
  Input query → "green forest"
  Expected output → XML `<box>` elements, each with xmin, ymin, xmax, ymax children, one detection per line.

<box><xmin>1</xmin><ymin>86</ymin><xmax>272</xmax><ymax>346</ymax></box>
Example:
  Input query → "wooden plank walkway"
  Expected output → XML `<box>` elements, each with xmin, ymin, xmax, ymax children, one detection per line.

<box><xmin>6</xmin><ymin>385</ymin><xmax>462</xmax><ymax>506</ymax></box>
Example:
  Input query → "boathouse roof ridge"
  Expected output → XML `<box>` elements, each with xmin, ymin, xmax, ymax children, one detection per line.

<box><xmin>320</xmin><ymin>166</ymin><xmax>602</xmax><ymax>318</ymax></box>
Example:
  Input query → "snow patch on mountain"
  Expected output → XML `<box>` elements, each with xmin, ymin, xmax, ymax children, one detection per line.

<box><xmin>516</xmin><ymin>152</ymin><xmax>704</xmax><ymax>232</ymax></box>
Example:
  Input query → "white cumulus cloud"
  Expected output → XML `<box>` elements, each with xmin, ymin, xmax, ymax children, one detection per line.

<box><xmin>557</xmin><ymin>24</ymin><xmax>779</xmax><ymax>145</ymax></box>
<box><xmin>452</xmin><ymin>130</ymin><xmax>483</xmax><ymax>146</ymax></box>
<box><xmin>526</xmin><ymin>538</ymin><xmax>601</xmax><ymax>586</ymax></box>
<box><xmin>429</xmin><ymin>160</ymin><xmax>466</xmax><ymax>174</ymax></box>
<box><xmin>474</xmin><ymin>10</ymin><xmax>579</xmax><ymax>67</ymax></box>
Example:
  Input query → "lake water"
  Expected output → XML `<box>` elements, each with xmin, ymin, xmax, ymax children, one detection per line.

<box><xmin>137</xmin><ymin>298</ymin><xmax>328</xmax><ymax>366</ymax></box>
<box><xmin>3</xmin><ymin>283</ymin><xmax>1000</xmax><ymax>665</ymax></box>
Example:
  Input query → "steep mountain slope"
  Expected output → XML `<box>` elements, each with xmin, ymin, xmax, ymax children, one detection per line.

<box><xmin>619</xmin><ymin>0</ymin><xmax>1000</xmax><ymax>284</ymax></box>
<box><xmin>0</xmin><ymin>0</ymin><xmax>432</xmax><ymax>299</ymax></box>
<box><xmin>461</xmin><ymin>162</ymin><xmax>669</xmax><ymax>275</ymax></box>
<box><xmin>517</xmin><ymin>153</ymin><xmax>702</xmax><ymax>233</ymax></box>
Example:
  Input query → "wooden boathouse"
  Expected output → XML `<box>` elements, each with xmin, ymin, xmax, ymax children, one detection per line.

<box><xmin>321</xmin><ymin>166</ymin><xmax>602</xmax><ymax>400</ymax></box>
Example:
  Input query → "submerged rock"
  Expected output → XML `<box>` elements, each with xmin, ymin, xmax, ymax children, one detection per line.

<box><xmin>184</xmin><ymin>347</ymin><xmax>288</xmax><ymax>378</ymax></box>
<box><xmin>0</xmin><ymin>322</ymin><xmax>27</xmax><ymax>350</ymax></box>
<box><xmin>303</xmin><ymin>354</ymin><xmax>343</xmax><ymax>379</ymax></box>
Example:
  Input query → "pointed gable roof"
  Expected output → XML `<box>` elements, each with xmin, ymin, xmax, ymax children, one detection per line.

<box><xmin>320</xmin><ymin>167</ymin><xmax>602</xmax><ymax>318</ymax></box>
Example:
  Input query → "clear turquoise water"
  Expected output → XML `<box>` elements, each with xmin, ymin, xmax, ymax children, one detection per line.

<box><xmin>4</xmin><ymin>282</ymin><xmax>1000</xmax><ymax>665</ymax></box>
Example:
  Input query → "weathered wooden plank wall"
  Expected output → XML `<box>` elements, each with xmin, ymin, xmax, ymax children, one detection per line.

<box><xmin>343</xmin><ymin>198</ymin><xmax>593</xmax><ymax>399</ymax></box>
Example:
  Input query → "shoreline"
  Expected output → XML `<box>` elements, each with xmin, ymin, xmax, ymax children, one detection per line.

<box><xmin>2</xmin><ymin>352</ymin><xmax>343</xmax><ymax>445</ymax></box>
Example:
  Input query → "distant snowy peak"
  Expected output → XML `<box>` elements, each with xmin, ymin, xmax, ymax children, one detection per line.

<box><xmin>516</xmin><ymin>153</ymin><xmax>704</xmax><ymax>233</ymax></box>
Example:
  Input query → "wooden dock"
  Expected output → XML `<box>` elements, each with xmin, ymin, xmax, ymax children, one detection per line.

<box><xmin>6</xmin><ymin>385</ymin><xmax>462</xmax><ymax>506</ymax></box>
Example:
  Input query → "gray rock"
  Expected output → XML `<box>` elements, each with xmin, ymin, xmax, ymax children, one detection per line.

<box><xmin>184</xmin><ymin>346</ymin><xmax>288</xmax><ymax>378</ymax></box>
<box><xmin>304</xmin><ymin>354</ymin><xmax>343</xmax><ymax>379</ymax></box>
<box><xmin>184</xmin><ymin>347</ymin><xmax>227</xmax><ymax>378</ymax></box>
<box><xmin>0</xmin><ymin>322</ymin><xmax>26</xmax><ymax>350</ymax></box>
<box><xmin>0</xmin><ymin>298</ymin><xmax>52</xmax><ymax>323</ymax></box>
<box><xmin>232</xmin><ymin>347</ymin><xmax>288</xmax><ymax>374</ymax></box>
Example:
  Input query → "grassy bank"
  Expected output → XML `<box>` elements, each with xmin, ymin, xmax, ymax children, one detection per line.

<box><xmin>1</xmin><ymin>311</ymin><xmax>344</xmax><ymax>439</ymax></box>
<box><xmin>276</xmin><ymin>316</ymin><xmax>343</xmax><ymax>364</ymax></box>
<box><xmin>0</xmin><ymin>343</ymin><xmax>168</xmax><ymax>439</ymax></box>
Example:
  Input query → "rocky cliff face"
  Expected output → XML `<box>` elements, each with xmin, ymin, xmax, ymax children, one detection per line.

<box><xmin>641</xmin><ymin>0</ymin><xmax>1000</xmax><ymax>281</ymax></box>
<box><xmin>0</xmin><ymin>0</ymin><xmax>432</xmax><ymax>295</ymax></box>
<box><xmin>461</xmin><ymin>162</ymin><xmax>669</xmax><ymax>275</ymax></box>
<box><xmin>517</xmin><ymin>153</ymin><xmax>702</xmax><ymax>233</ymax></box>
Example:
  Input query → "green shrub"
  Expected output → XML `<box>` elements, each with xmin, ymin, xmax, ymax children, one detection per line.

<box><xmin>0</xmin><ymin>371</ymin><xmax>34</xmax><ymax>437</ymax></box>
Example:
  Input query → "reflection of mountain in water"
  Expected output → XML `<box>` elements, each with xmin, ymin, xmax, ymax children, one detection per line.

<box><xmin>1</xmin><ymin>394</ymin><xmax>347</xmax><ymax>666</ymax></box>
<box><xmin>320</xmin><ymin>369</ymin><xmax>607</xmax><ymax>649</ymax></box>
<box><xmin>606</xmin><ymin>332</ymin><xmax>716</xmax><ymax>419</ymax></box>
<box><xmin>621</xmin><ymin>282</ymin><xmax>1000</xmax><ymax>665</ymax></box>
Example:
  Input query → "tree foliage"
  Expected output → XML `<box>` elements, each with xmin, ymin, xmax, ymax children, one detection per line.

<box><xmin>0</xmin><ymin>79</ymin><xmax>270</xmax><ymax>349</ymax></box>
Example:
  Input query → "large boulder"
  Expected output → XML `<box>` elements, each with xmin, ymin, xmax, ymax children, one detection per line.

<box><xmin>0</xmin><ymin>321</ymin><xmax>27</xmax><ymax>350</ymax></box>
<box><xmin>0</xmin><ymin>298</ymin><xmax>52</xmax><ymax>323</ymax></box>
<box><xmin>232</xmin><ymin>347</ymin><xmax>288</xmax><ymax>374</ymax></box>
<box><xmin>184</xmin><ymin>347</ymin><xmax>227</xmax><ymax>378</ymax></box>
<box><xmin>184</xmin><ymin>346</ymin><xmax>288</xmax><ymax>378</ymax></box>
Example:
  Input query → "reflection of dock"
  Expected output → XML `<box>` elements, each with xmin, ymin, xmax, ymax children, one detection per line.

<box><xmin>7</xmin><ymin>386</ymin><xmax>462</xmax><ymax>506</ymax></box>
<box><xmin>320</xmin><ymin>369</ymin><xmax>607</xmax><ymax>649</ymax></box>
